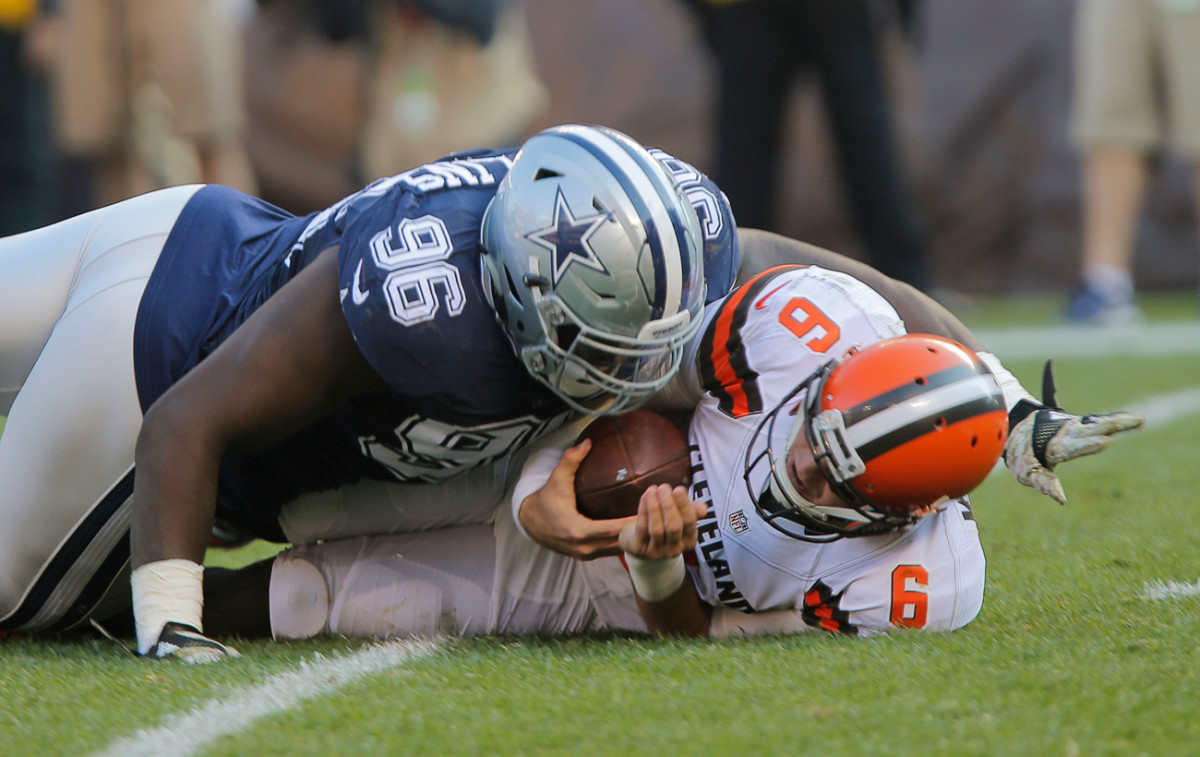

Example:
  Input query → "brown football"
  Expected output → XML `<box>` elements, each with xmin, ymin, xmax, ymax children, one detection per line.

<box><xmin>573</xmin><ymin>409</ymin><xmax>693</xmax><ymax>520</ymax></box>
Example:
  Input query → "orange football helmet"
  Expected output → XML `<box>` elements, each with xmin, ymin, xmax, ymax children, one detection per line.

<box><xmin>745</xmin><ymin>334</ymin><xmax>1008</xmax><ymax>541</ymax></box>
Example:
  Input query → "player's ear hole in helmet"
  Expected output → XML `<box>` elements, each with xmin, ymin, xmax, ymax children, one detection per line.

<box><xmin>480</xmin><ymin>124</ymin><xmax>706</xmax><ymax>416</ymax></box>
<box><xmin>744</xmin><ymin>334</ymin><xmax>1009</xmax><ymax>542</ymax></box>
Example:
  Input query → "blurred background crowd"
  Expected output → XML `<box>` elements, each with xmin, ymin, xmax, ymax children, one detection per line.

<box><xmin>1</xmin><ymin>0</ymin><xmax>1197</xmax><ymax>322</ymax></box>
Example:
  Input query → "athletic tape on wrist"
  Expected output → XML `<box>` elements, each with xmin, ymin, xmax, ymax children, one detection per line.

<box><xmin>624</xmin><ymin>553</ymin><xmax>686</xmax><ymax>602</ymax></box>
<box><xmin>131</xmin><ymin>559</ymin><xmax>205</xmax><ymax>655</ymax></box>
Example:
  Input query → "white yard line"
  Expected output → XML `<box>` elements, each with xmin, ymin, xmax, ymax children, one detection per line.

<box><xmin>91</xmin><ymin>638</ymin><xmax>442</xmax><ymax>757</ymax></box>
<box><xmin>972</xmin><ymin>321</ymin><xmax>1200</xmax><ymax>360</ymax></box>
<box><xmin>1143</xmin><ymin>579</ymin><xmax>1200</xmax><ymax>601</ymax></box>
<box><xmin>1124</xmin><ymin>386</ymin><xmax>1200</xmax><ymax>429</ymax></box>
<box><xmin>972</xmin><ymin>320</ymin><xmax>1200</xmax><ymax>431</ymax></box>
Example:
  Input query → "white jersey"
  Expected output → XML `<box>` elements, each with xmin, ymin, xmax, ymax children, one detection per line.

<box><xmin>270</xmin><ymin>265</ymin><xmax>986</xmax><ymax>642</ymax></box>
<box><xmin>681</xmin><ymin>265</ymin><xmax>985</xmax><ymax>634</ymax></box>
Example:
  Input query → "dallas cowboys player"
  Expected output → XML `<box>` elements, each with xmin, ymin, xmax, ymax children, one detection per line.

<box><xmin>0</xmin><ymin>125</ymin><xmax>738</xmax><ymax>660</ymax></box>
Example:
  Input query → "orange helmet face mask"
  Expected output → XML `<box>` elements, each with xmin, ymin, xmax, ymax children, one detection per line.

<box><xmin>745</xmin><ymin>334</ymin><xmax>1009</xmax><ymax>542</ymax></box>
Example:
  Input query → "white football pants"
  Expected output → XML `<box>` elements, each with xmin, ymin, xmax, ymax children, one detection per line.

<box><xmin>270</xmin><ymin>503</ymin><xmax>643</xmax><ymax>639</ymax></box>
<box><xmin>0</xmin><ymin>185</ymin><xmax>202</xmax><ymax>632</ymax></box>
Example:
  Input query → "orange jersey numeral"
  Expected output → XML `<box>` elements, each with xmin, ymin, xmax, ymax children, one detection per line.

<box><xmin>779</xmin><ymin>297</ymin><xmax>840</xmax><ymax>353</ymax></box>
<box><xmin>889</xmin><ymin>564</ymin><xmax>929</xmax><ymax>628</ymax></box>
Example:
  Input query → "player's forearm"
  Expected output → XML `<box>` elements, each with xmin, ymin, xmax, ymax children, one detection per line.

<box><xmin>633</xmin><ymin>576</ymin><xmax>713</xmax><ymax>637</ymax></box>
<box><xmin>625</xmin><ymin>552</ymin><xmax>710</xmax><ymax>635</ymax></box>
<box><xmin>130</xmin><ymin>402</ymin><xmax>224</xmax><ymax>568</ymax></box>
<box><xmin>738</xmin><ymin>229</ymin><xmax>984</xmax><ymax>351</ymax></box>
<box><xmin>129</xmin><ymin>399</ymin><xmax>232</xmax><ymax>657</ymax></box>
<box><xmin>882</xmin><ymin>279</ymin><xmax>982</xmax><ymax>351</ymax></box>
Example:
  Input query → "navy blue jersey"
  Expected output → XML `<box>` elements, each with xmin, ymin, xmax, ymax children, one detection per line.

<box><xmin>133</xmin><ymin>148</ymin><xmax>737</xmax><ymax>538</ymax></box>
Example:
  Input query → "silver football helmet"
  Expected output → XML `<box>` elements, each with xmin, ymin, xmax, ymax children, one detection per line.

<box><xmin>481</xmin><ymin>124</ymin><xmax>706</xmax><ymax>415</ymax></box>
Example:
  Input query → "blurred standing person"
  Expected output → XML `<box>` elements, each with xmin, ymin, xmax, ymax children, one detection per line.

<box><xmin>1066</xmin><ymin>0</ymin><xmax>1200</xmax><ymax>325</ymax></box>
<box><xmin>45</xmin><ymin>0</ymin><xmax>257</xmax><ymax>213</ymax></box>
<box><xmin>0</xmin><ymin>0</ymin><xmax>56</xmax><ymax>235</ymax></box>
<box><xmin>683</xmin><ymin>0</ymin><xmax>934</xmax><ymax>292</ymax></box>
<box><xmin>358</xmin><ymin>0</ymin><xmax>546</xmax><ymax>185</ymax></box>
<box><xmin>243</xmin><ymin>0</ymin><xmax>545</xmax><ymax>215</ymax></box>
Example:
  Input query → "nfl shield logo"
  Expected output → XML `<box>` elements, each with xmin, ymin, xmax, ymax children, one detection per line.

<box><xmin>728</xmin><ymin>510</ymin><xmax>750</xmax><ymax>534</ymax></box>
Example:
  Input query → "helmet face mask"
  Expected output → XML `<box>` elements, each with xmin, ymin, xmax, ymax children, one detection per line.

<box><xmin>744</xmin><ymin>334</ymin><xmax>1009</xmax><ymax>542</ymax></box>
<box><xmin>519</xmin><ymin>291</ymin><xmax>700</xmax><ymax>415</ymax></box>
<box><xmin>481</xmin><ymin>124</ymin><xmax>705</xmax><ymax>415</ymax></box>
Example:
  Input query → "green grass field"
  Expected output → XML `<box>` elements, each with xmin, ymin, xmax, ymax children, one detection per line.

<box><xmin>2</xmin><ymin>292</ymin><xmax>1198</xmax><ymax>756</ymax></box>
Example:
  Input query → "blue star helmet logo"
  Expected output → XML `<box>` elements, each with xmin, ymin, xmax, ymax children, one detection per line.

<box><xmin>525</xmin><ymin>188</ymin><xmax>613</xmax><ymax>286</ymax></box>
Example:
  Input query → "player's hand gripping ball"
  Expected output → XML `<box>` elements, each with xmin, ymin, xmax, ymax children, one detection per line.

<box><xmin>573</xmin><ymin>410</ymin><xmax>693</xmax><ymax>520</ymax></box>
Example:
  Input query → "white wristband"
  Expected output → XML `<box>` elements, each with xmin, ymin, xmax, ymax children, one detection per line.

<box><xmin>977</xmin><ymin>351</ymin><xmax>1035</xmax><ymax>412</ymax></box>
<box><xmin>132</xmin><ymin>559</ymin><xmax>205</xmax><ymax>655</ymax></box>
<box><xmin>625</xmin><ymin>553</ymin><xmax>686</xmax><ymax>602</ymax></box>
<box><xmin>510</xmin><ymin>448</ymin><xmax>563</xmax><ymax>541</ymax></box>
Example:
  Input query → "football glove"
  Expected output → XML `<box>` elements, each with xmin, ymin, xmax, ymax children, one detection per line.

<box><xmin>1004</xmin><ymin>361</ymin><xmax>1144</xmax><ymax>504</ymax></box>
<box><xmin>141</xmin><ymin>622</ymin><xmax>241</xmax><ymax>664</ymax></box>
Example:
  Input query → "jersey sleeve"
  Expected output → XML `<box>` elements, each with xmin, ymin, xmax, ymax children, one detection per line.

<box><xmin>647</xmin><ymin>148</ymin><xmax>740</xmax><ymax>303</ymax></box>
<box><xmin>333</xmin><ymin>173</ymin><xmax>497</xmax><ymax>396</ymax></box>
<box><xmin>337</xmin><ymin>220</ymin><xmax>430</xmax><ymax>393</ymax></box>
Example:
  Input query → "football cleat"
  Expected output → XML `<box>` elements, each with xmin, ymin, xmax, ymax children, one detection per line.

<box><xmin>141</xmin><ymin>621</ymin><xmax>241</xmax><ymax>664</ymax></box>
